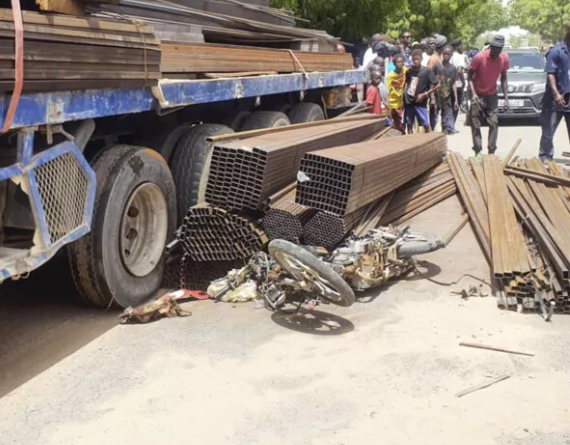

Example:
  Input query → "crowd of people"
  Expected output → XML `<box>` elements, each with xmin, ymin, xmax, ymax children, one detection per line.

<box><xmin>360</xmin><ymin>32</ymin><xmax>475</xmax><ymax>136</ymax></box>
<box><xmin>359</xmin><ymin>31</ymin><xmax>510</xmax><ymax>158</ymax></box>
<box><xmin>360</xmin><ymin>24</ymin><xmax>570</xmax><ymax>161</ymax></box>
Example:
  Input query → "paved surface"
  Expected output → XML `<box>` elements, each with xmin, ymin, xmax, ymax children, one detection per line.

<box><xmin>449</xmin><ymin>115</ymin><xmax>570</xmax><ymax>159</ymax></box>
<box><xmin>1</xmin><ymin>120</ymin><xmax>570</xmax><ymax>445</ymax></box>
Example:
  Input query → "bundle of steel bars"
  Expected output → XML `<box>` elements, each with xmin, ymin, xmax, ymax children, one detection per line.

<box><xmin>448</xmin><ymin>151</ymin><xmax>570</xmax><ymax>312</ymax></box>
<box><xmin>206</xmin><ymin>118</ymin><xmax>387</xmax><ymax>211</ymax></box>
<box><xmin>0</xmin><ymin>9</ymin><xmax>161</xmax><ymax>92</ymax></box>
<box><xmin>175</xmin><ymin>204</ymin><xmax>267</xmax><ymax>261</ymax></box>
<box><xmin>380</xmin><ymin>164</ymin><xmax>456</xmax><ymax>226</ymax></box>
<box><xmin>296</xmin><ymin>133</ymin><xmax>448</xmax><ymax>216</ymax></box>
<box><xmin>303</xmin><ymin>207</ymin><xmax>368</xmax><ymax>249</ymax></box>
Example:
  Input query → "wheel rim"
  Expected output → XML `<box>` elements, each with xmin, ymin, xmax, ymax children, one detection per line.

<box><xmin>273</xmin><ymin>251</ymin><xmax>344</xmax><ymax>304</ymax></box>
<box><xmin>120</xmin><ymin>183</ymin><xmax>168</xmax><ymax>277</ymax></box>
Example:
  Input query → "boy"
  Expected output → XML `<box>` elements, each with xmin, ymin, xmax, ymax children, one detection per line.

<box><xmin>386</xmin><ymin>54</ymin><xmax>407</xmax><ymax>134</ymax></box>
<box><xmin>404</xmin><ymin>49</ymin><xmax>441</xmax><ymax>134</ymax></box>
<box><xmin>432</xmin><ymin>45</ymin><xmax>459</xmax><ymax>135</ymax></box>
<box><xmin>367</xmin><ymin>71</ymin><xmax>386</xmax><ymax>115</ymax></box>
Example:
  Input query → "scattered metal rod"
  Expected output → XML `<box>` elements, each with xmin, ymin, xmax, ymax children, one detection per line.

<box><xmin>502</xmin><ymin>138</ymin><xmax>522</xmax><ymax>168</ymax></box>
<box><xmin>443</xmin><ymin>214</ymin><xmax>469</xmax><ymax>247</ymax></box>
<box><xmin>459</xmin><ymin>342</ymin><xmax>535</xmax><ymax>357</ymax></box>
<box><xmin>455</xmin><ymin>374</ymin><xmax>511</xmax><ymax>398</ymax></box>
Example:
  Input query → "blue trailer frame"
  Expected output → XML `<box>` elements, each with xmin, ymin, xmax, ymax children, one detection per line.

<box><xmin>0</xmin><ymin>69</ymin><xmax>366</xmax><ymax>281</ymax></box>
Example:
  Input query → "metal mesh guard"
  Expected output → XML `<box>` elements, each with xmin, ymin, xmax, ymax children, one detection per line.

<box><xmin>35</xmin><ymin>152</ymin><xmax>89</xmax><ymax>245</ymax></box>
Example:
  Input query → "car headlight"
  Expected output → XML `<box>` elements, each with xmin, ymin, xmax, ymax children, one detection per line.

<box><xmin>531</xmin><ymin>83</ymin><xmax>546</xmax><ymax>93</ymax></box>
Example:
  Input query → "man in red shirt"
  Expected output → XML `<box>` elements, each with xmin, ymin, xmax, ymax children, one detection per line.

<box><xmin>468</xmin><ymin>34</ymin><xmax>510</xmax><ymax>156</ymax></box>
<box><xmin>367</xmin><ymin>71</ymin><xmax>385</xmax><ymax>115</ymax></box>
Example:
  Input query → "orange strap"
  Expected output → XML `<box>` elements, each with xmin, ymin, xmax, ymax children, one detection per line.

<box><xmin>2</xmin><ymin>0</ymin><xmax>23</xmax><ymax>134</ymax></box>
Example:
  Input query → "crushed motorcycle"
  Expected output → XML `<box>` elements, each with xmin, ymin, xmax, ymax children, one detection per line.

<box><xmin>208</xmin><ymin>225</ymin><xmax>444</xmax><ymax>310</ymax></box>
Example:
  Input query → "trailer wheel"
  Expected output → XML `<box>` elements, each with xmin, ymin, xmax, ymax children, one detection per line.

<box><xmin>240</xmin><ymin>111</ymin><xmax>290</xmax><ymax>131</ymax></box>
<box><xmin>170</xmin><ymin>124</ymin><xmax>234</xmax><ymax>223</ymax></box>
<box><xmin>220</xmin><ymin>110</ymin><xmax>250</xmax><ymax>131</ymax></box>
<box><xmin>68</xmin><ymin>145</ymin><xmax>176</xmax><ymax>308</ymax></box>
<box><xmin>288</xmin><ymin>102</ymin><xmax>325</xmax><ymax>124</ymax></box>
<box><xmin>145</xmin><ymin>124</ymin><xmax>192</xmax><ymax>164</ymax></box>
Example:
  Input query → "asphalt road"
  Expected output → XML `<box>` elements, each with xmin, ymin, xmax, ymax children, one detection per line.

<box><xmin>448</xmin><ymin>115</ymin><xmax>570</xmax><ymax>159</ymax></box>
<box><xmin>0</xmin><ymin>118</ymin><xmax>570</xmax><ymax>445</ymax></box>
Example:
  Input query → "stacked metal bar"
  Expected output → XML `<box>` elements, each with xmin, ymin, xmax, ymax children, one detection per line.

<box><xmin>262</xmin><ymin>186</ymin><xmax>315</xmax><ymax>242</ymax></box>
<box><xmin>160</xmin><ymin>43</ymin><xmax>352</xmax><ymax>75</ymax></box>
<box><xmin>483</xmin><ymin>155</ymin><xmax>533</xmax><ymax>278</ymax></box>
<box><xmin>448</xmin><ymin>152</ymin><xmax>561</xmax><ymax>312</ymax></box>
<box><xmin>296</xmin><ymin>133</ymin><xmax>448</xmax><ymax>216</ymax></box>
<box><xmin>0</xmin><ymin>9</ymin><xmax>160</xmax><ymax>93</ymax></box>
<box><xmin>206</xmin><ymin>118</ymin><xmax>387</xmax><ymax>211</ymax></box>
<box><xmin>176</xmin><ymin>204</ymin><xmax>267</xmax><ymax>261</ymax></box>
<box><xmin>380</xmin><ymin>164</ymin><xmax>457</xmax><ymax>226</ymax></box>
<box><xmin>303</xmin><ymin>207</ymin><xmax>367</xmax><ymax>249</ymax></box>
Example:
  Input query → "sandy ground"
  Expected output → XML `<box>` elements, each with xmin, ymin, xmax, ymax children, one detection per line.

<box><xmin>0</xmin><ymin>118</ymin><xmax>570</xmax><ymax>445</ymax></box>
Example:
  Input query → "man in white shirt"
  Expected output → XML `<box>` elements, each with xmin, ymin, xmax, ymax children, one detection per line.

<box><xmin>451</xmin><ymin>38</ymin><xmax>470</xmax><ymax>128</ymax></box>
<box><xmin>422</xmin><ymin>37</ymin><xmax>434</xmax><ymax>67</ymax></box>
<box><xmin>361</xmin><ymin>34</ymin><xmax>381</xmax><ymax>69</ymax></box>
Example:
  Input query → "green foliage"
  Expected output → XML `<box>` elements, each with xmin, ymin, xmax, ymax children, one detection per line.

<box><xmin>508</xmin><ymin>0</ymin><xmax>570</xmax><ymax>42</ymax></box>
<box><xmin>270</xmin><ymin>0</ymin><xmax>507</xmax><ymax>46</ymax></box>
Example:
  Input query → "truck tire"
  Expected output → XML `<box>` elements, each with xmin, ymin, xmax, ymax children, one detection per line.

<box><xmin>240</xmin><ymin>111</ymin><xmax>290</xmax><ymax>131</ymax></box>
<box><xmin>220</xmin><ymin>110</ymin><xmax>250</xmax><ymax>131</ymax></box>
<box><xmin>288</xmin><ymin>102</ymin><xmax>325</xmax><ymax>124</ymax></box>
<box><xmin>269</xmin><ymin>239</ymin><xmax>355</xmax><ymax>307</ymax></box>
<box><xmin>144</xmin><ymin>124</ymin><xmax>193</xmax><ymax>164</ymax></box>
<box><xmin>68</xmin><ymin>145</ymin><xmax>176</xmax><ymax>308</ymax></box>
<box><xmin>170</xmin><ymin>124</ymin><xmax>234</xmax><ymax>223</ymax></box>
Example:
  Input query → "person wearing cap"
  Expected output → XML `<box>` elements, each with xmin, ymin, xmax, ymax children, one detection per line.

<box><xmin>539</xmin><ymin>23</ymin><xmax>570</xmax><ymax>161</ymax></box>
<box><xmin>451</xmin><ymin>38</ymin><xmax>469</xmax><ymax>128</ymax></box>
<box><xmin>468</xmin><ymin>34</ymin><xmax>510</xmax><ymax>156</ymax></box>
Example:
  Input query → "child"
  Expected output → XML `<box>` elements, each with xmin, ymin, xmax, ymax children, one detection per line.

<box><xmin>366</xmin><ymin>71</ymin><xmax>386</xmax><ymax>115</ymax></box>
<box><xmin>404</xmin><ymin>49</ymin><xmax>441</xmax><ymax>134</ymax></box>
<box><xmin>432</xmin><ymin>44</ymin><xmax>458</xmax><ymax>135</ymax></box>
<box><xmin>386</xmin><ymin>54</ymin><xmax>407</xmax><ymax>134</ymax></box>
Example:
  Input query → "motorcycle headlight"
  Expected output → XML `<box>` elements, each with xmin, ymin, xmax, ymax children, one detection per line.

<box><xmin>531</xmin><ymin>83</ymin><xmax>546</xmax><ymax>93</ymax></box>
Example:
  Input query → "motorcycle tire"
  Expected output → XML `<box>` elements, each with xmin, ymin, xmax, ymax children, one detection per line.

<box><xmin>268</xmin><ymin>240</ymin><xmax>355</xmax><ymax>307</ymax></box>
<box><xmin>398</xmin><ymin>232</ymin><xmax>444</xmax><ymax>258</ymax></box>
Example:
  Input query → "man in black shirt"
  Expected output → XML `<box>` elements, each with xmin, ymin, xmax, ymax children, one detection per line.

<box><xmin>405</xmin><ymin>49</ymin><xmax>441</xmax><ymax>133</ymax></box>
<box><xmin>433</xmin><ymin>45</ymin><xmax>459</xmax><ymax>134</ymax></box>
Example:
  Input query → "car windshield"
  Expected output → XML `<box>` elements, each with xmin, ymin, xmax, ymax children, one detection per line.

<box><xmin>508</xmin><ymin>52</ymin><xmax>544</xmax><ymax>72</ymax></box>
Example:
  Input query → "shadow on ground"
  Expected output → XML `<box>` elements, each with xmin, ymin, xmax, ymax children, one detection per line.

<box><xmin>0</xmin><ymin>251</ymin><xmax>119</xmax><ymax>398</ymax></box>
<box><xmin>271</xmin><ymin>308</ymin><xmax>354</xmax><ymax>336</ymax></box>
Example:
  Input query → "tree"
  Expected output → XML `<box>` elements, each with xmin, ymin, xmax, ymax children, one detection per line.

<box><xmin>269</xmin><ymin>0</ymin><xmax>406</xmax><ymax>42</ymax></box>
<box><xmin>270</xmin><ymin>0</ymin><xmax>507</xmax><ymax>45</ymax></box>
<box><xmin>508</xmin><ymin>0</ymin><xmax>570</xmax><ymax>42</ymax></box>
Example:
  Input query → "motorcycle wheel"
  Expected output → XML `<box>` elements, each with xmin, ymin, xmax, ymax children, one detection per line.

<box><xmin>398</xmin><ymin>232</ymin><xmax>444</xmax><ymax>258</ymax></box>
<box><xmin>268</xmin><ymin>240</ymin><xmax>355</xmax><ymax>307</ymax></box>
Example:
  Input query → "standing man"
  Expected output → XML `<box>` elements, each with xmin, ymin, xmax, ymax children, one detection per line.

<box><xmin>451</xmin><ymin>38</ymin><xmax>469</xmax><ymax>127</ymax></box>
<box><xmin>468</xmin><ymin>34</ymin><xmax>510</xmax><ymax>157</ymax></box>
<box><xmin>404</xmin><ymin>49</ymin><xmax>441</xmax><ymax>134</ymax></box>
<box><xmin>433</xmin><ymin>45</ymin><xmax>459</xmax><ymax>135</ymax></box>
<box><xmin>400</xmin><ymin>31</ymin><xmax>413</xmax><ymax>67</ymax></box>
<box><xmin>428</xmin><ymin>35</ymin><xmax>447</xmax><ymax>131</ymax></box>
<box><xmin>422</xmin><ymin>37</ymin><xmax>434</xmax><ymax>67</ymax></box>
<box><xmin>539</xmin><ymin>23</ymin><xmax>570</xmax><ymax>161</ymax></box>
<box><xmin>361</xmin><ymin>34</ymin><xmax>382</xmax><ymax>69</ymax></box>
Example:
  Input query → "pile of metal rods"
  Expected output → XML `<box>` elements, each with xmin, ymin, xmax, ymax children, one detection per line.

<box><xmin>296</xmin><ymin>133</ymin><xmax>448</xmax><ymax>216</ymax></box>
<box><xmin>262</xmin><ymin>186</ymin><xmax>315</xmax><ymax>242</ymax></box>
<box><xmin>380</xmin><ymin>164</ymin><xmax>457</xmax><ymax>226</ymax></box>
<box><xmin>448</xmin><ymin>150</ymin><xmax>570</xmax><ymax>312</ymax></box>
<box><xmin>206</xmin><ymin>117</ymin><xmax>387</xmax><ymax>211</ymax></box>
<box><xmin>174</xmin><ymin>204</ymin><xmax>268</xmax><ymax>262</ymax></box>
